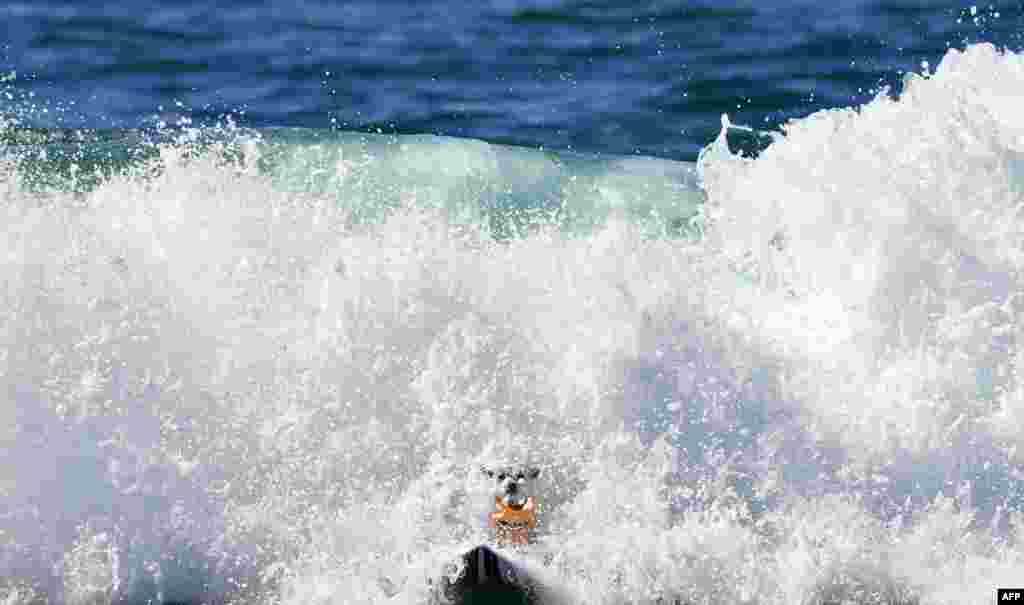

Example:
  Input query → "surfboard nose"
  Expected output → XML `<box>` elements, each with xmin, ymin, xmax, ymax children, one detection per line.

<box><xmin>436</xmin><ymin>545</ymin><xmax>539</xmax><ymax>605</ymax></box>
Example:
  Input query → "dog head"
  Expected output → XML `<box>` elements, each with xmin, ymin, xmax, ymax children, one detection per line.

<box><xmin>481</xmin><ymin>464</ymin><xmax>540</xmax><ymax>509</ymax></box>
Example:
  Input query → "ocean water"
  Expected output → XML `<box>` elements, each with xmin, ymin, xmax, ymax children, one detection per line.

<box><xmin>3</xmin><ymin>3</ymin><xmax>1024</xmax><ymax>605</ymax></box>
<box><xmin>3</xmin><ymin>1</ymin><xmax>1023</xmax><ymax>159</ymax></box>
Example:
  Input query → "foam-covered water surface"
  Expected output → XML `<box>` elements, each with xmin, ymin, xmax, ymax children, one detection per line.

<box><xmin>3</xmin><ymin>43</ymin><xmax>1024</xmax><ymax>605</ymax></box>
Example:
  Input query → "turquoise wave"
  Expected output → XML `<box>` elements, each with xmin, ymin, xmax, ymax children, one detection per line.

<box><xmin>1</xmin><ymin>126</ymin><xmax>706</xmax><ymax>239</ymax></box>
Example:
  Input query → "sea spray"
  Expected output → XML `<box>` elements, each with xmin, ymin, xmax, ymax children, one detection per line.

<box><xmin>2</xmin><ymin>42</ymin><xmax>1024</xmax><ymax>605</ymax></box>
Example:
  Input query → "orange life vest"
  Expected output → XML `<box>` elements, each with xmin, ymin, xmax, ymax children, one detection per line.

<box><xmin>488</xmin><ymin>495</ymin><xmax>537</xmax><ymax>546</ymax></box>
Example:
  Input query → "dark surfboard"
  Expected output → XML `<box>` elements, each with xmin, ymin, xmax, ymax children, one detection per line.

<box><xmin>437</xmin><ymin>545</ymin><xmax>542</xmax><ymax>605</ymax></box>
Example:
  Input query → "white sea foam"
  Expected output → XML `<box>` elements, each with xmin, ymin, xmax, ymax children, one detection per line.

<box><xmin>2</xmin><ymin>43</ymin><xmax>1024</xmax><ymax>605</ymax></box>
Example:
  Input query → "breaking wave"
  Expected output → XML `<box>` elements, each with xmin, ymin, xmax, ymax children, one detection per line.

<box><xmin>2</xmin><ymin>43</ymin><xmax>1024</xmax><ymax>605</ymax></box>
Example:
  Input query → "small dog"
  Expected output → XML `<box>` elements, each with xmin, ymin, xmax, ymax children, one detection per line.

<box><xmin>433</xmin><ymin>465</ymin><xmax>549</xmax><ymax>604</ymax></box>
<box><xmin>482</xmin><ymin>464</ymin><xmax>540</xmax><ymax>546</ymax></box>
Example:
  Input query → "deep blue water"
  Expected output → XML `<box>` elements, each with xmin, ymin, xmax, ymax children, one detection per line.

<box><xmin>3</xmin><ymin>1</ymin><xmax>1023</xmax><ymax>160</ymax></box>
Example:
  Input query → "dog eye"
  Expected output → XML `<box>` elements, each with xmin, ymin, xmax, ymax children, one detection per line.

<box><xmin>497</xmin><ymin>473</ymin><xmax>506</xmax><ymax>481</ymax></box>
<box><xmin>515</xmin><ymin>473</ymin><xmax>525</xmax><ymax>481</ymax></box>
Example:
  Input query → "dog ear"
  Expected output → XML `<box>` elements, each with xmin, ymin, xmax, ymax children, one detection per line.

<box><xmin>481</xmin><ymin>465</ymin><xmax>494</xmax><ymax>478</ymax></box>
<box><xmin>527</xmin><ymin>467</ymin><xmax>540</xmax><ymax>479</ymax></box>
